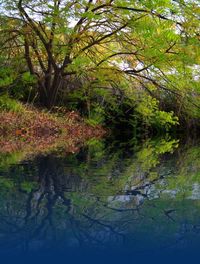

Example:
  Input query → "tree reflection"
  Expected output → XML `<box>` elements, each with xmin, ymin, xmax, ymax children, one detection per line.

<box><xmin>1</xmin><ymin>137</ymin><xmax>200</xmax><ymax>253</ymax></box>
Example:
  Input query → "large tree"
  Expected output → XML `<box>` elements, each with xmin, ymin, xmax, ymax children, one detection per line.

<box><xmin>0</xmin><ymin>0</ymin><xmax>199</xmax><ymax>119</ymax></box>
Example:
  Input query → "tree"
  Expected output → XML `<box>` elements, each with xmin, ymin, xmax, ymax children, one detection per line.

<box><xmin>0</xmin><ymin>0</ymin><xmax>199</xmax><ymax>126</ymax></box>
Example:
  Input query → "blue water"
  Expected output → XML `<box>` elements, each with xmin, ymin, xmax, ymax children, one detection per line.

<box><xmin>0</xmin><ymin>136</ymin><xmax>200</xmax><ymax>263</ymax></box>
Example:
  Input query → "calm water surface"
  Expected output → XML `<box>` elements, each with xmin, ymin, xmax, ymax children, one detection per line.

<box><xmin>0</xmin><ymin>136</ymin><xmax>200</xmax><ymax>263</ymax></box>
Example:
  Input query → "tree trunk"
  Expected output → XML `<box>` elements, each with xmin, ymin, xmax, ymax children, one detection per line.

<box><xmin>38</xmin><ymin>71</ymin><xmax>63</xmax><ymax>109</ymax></box>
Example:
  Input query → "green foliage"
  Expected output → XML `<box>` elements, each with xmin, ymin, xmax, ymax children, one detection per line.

<box><xmin>10</xmin><ymin>72</ymin><xmax>37</xmax><ymax>102</ymax></box>
<box><xmin>135</xmin><ymin>95</ymin><xmax>179</xmax><ymax>130</ymax></box>
<box><xmin>0</xmin><ymin>151</ymin><xmax>26</xmax><ymax>171</ymax></box>
<box><xmin>85</xmin><ymin>105</ymin><xmax>105</xmax><ymax>126</ymax></box>
<box><xmin>0</xmin><ymin>94</ymin><xmax>24</xmax><ymax>112</ymax></box>
<box><xmin>136</xmin><ymin>137</ymin><xmax>179</xmax><ymax>170</ymax></box>
<box><xmin>0</xmin><ymin>0</ymin><xmax>200</xmax><ymax>130</ymax></box>
<box><xmin>153</xmin><ymin>110</ymin><xmax>179</xmax><ymax>129</ymax></box>
<box><xmin>21</xmin><ymin>72</ymin><xmax>37</xmax><ymax>85</ymax></box>
<box><xmin>0</xmin><ymin>178</ymin><xmax>14</xmax><ymax>189</ymax></box>
<box><xmin>0</xmin><ymin>68</ymin><xmax>15</xmax><ymax>88</ymax></box>
<box><xmin>21</xmin><ymin>181</ymin><xmax>37</xmax><ymax>193</ymax></box>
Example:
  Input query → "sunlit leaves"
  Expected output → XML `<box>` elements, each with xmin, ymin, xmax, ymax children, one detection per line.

<box><xmin>135</xmin><ymin>95</ymin><xmax>179</xmax><ymax>129</ymax></box>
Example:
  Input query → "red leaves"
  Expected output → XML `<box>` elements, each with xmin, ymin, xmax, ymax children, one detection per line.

<box><xmin>0</xmin><ymin>108</ymin><xmax>106</xmax><ymax>155</ymax></box>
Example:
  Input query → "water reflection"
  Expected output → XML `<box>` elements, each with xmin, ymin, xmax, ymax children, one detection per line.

<box><xmin>0</xmin><ymin>136</ymin><xmax>200</xmax><ymax>258</ymax></box>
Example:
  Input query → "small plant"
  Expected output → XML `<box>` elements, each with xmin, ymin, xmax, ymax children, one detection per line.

<box><xmin>0</xmin><ymin>95</ymin><xmax>24</xmax><ymax>112</ymax></box>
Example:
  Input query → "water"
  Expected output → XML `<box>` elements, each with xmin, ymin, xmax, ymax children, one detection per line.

<box><xmin>0</xmin><ymin>136</ymin><xmax>200</xmax><ymax>263</ymax></box>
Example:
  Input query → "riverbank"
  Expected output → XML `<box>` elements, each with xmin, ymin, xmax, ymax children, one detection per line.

<box><xmin>0</xmin><ymin>104</ymin><xmax>106</xmax><ymax>154</ymax></box>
